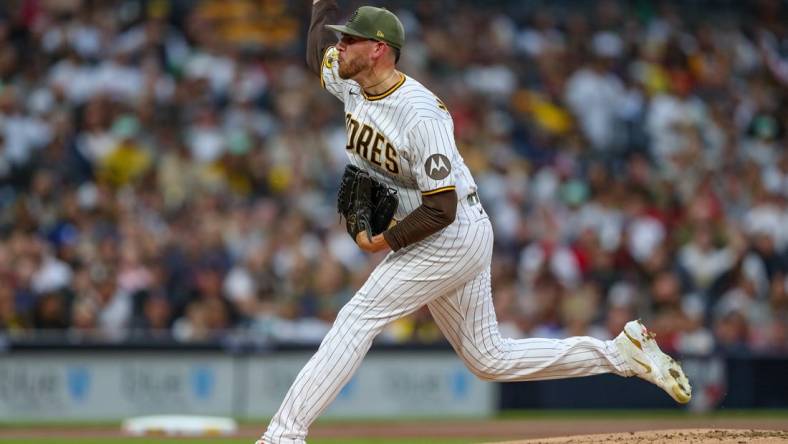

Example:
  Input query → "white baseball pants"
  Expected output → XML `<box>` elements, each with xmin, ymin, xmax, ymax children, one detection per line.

<box><xmin>261</xmin><ymin>199</ymin><xmax>631</xmax><ymax>444</ymax></box>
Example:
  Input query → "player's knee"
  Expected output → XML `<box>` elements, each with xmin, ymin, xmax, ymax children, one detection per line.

<box><xmin>468</xmin><ymin>368</ymin><xmax>497</xmax><ymax>381</ymax></box>
<box><xmin>464</xmin><ymin>359</ymin><xmax>505</xmax><ymax>381</ymax></box>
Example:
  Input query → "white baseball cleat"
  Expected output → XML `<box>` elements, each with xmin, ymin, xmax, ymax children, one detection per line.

<box><xmin>614</xmin><ymin>319</ymin><xmax>692</xmax><ymax>404</ymax></box>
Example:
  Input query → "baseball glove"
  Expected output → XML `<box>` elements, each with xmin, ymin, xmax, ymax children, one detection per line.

<box><xmin>337</xmin><ymin>164</ymin><xmax>398</xmax><ymax>242</ymax></box>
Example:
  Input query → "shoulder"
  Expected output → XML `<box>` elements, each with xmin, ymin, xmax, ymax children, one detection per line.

<box><xmin>397</xmin><ymin>75</ymin><xmax>452</xmax><ymax>127</ymax></box>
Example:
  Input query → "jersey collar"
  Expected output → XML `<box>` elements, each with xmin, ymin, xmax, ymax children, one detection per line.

<box><xmin>362</xmin><ymin>73</ymin><xmax>406</xmax><ymax>101</ymax></box>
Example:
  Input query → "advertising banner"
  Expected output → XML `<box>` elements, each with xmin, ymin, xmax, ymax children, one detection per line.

<box><xmin>244</xmin><ymin>352</ymin><xmax>495</xmax><ymax>418</ymax></box>
<box><xmin>0</xmin><ymin>351</ymin><xmax>493</xmax><ymax>421</ymax></box>
<box><xmin>0</xmin><ymin>353</ymin><xmax>236</xmax><ymax>420</ymax></box>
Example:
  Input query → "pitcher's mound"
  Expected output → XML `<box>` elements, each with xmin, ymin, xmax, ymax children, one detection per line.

<box><xmin>490</xmin><ymin>428</ymin><xmax>788</xmax><ymax>444</ymax></box>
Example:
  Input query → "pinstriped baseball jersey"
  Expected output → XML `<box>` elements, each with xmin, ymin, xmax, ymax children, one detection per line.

<box><xmin>261</xmin><ymin>37</ymin><xmax>638</xmax><ymax>444</ymax></box>
<box><xmin>321</xmin><ymin>46</ymin><xmax>476</xmax><ymax>220</ymax></box>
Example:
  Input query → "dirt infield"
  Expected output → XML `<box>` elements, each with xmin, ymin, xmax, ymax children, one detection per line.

<box><xmin>303</xmin><ymin>417</ymin><xmax>788</xmax><ymax>441</ymax></box>
<box><xmin>492</xmin><ymin>429</ymin><xmax>788</xmax><ymax>444</ymax></box>
<box><xmin>1</xmin><ymin>416</ymin><xmax>787</xmax><ymax>442</ymax></box>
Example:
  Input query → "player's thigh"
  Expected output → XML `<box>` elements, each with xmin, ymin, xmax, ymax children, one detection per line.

<box><xmin>346</xmin><ymin>245</ymin><xmax>488</xmax><ymax>327</ymax></box>
<box><xmin>427</xmin><ymin>266</ymin><xmax>499</xmax><ymax>352</ymax></box>
<box><xmin>346</xmin><ymin>257</ymin><xmax>464</xmax><ymax>323</ymax></box>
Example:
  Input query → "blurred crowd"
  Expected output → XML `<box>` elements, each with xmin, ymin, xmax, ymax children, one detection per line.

<box><xmin>0</xmin><ymin>0</ymin><xmax>786</xmax><ymax>355</ymax></box>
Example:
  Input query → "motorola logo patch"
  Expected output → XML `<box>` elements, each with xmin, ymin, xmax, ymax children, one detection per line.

<box><xmin>425</xmin><ymin>154</ymin><xmax>451</xmax><ymax>180</ymax></box>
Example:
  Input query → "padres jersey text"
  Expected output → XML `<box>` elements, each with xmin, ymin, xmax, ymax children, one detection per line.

<box><xmin>321</xmin><ymin>46</ymin><xmax>477</xmax><ymax>221</ymax></box>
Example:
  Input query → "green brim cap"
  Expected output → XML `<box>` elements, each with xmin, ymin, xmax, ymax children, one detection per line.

<box><xmin>326</xmin><ymin>6</ymin><xmax>404</xmax><ymax>49</ymax></box>
<box><xmin>325</xmin><ymin>24</ymin><xmax>369</xmax><ymax>40</ymax></box>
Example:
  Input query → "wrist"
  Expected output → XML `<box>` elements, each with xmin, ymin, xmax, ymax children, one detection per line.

<box><xmin>382</xmin><ymin>230</ymin><xmax>401</xmax><ymax>252</ymax></box>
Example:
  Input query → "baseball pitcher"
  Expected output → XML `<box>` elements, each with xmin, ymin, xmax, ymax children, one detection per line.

<box><xmin>258</xmin><ymin>2</ymin><xmax>691</xmax><ymax>443</ymax></box>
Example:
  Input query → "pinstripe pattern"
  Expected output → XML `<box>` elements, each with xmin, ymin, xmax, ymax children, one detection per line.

<box><xmin>321</xmin><ymin>46</ymin><xmax>477</xmax><ymax>220</ymax></box>
<box><xmin>261</xmin><ymin>200</ymin><xmax>631</xmax><ymax>444</ymax></box>
<box><xmin>260</xmin><ymin>47</ymin><xmax>632</xmax><ymax>444</ymax></box>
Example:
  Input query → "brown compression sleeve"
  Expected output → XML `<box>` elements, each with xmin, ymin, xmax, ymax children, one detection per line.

<box><xmin>307</xmin><ymin>0</ymin><xmax>340</xmax><ymax>76</ymax></box>
<box><xmin>383</xmin><ymin>189</ymin><xmax>458</xmax><ymax>251</ymax></box>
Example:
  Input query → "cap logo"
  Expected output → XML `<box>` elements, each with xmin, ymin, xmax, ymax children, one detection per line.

<box><xmin>376</xmin><ymin>30</ymin><xmax>385</xmax><ymax>38</ymax></box>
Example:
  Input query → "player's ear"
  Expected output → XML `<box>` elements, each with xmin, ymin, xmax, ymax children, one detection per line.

<box><xmin>372</xmin><ymin>41</ymin><xmax>389</xmax><ymax>61</ymax></box>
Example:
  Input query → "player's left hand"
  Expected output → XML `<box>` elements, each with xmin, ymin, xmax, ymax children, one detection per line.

<box><xmin>355</xmin><ymin>232</ymin><xmax>390</xmax><ymax>253</ymax></box>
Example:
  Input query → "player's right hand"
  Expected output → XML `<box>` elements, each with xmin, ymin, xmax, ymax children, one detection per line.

<box><xmin>355</xmin><ymin>232</ymin><xmax>390</xmax><ymax>253</ymax></box>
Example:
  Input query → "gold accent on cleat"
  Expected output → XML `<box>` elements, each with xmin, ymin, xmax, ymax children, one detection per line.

<box><xmin>672</xmin><ymin>386</ymin><xmax>691</xmax><ymax>404</ymax></box>
<box><xmin>617</xmin><ymin>320</ymin><xmax>692</xmax><ymax>404</ymax></box>
<box><xmin>624</xmin><ymin>329</ymin><xmax>643</xmax><ymax>350</ymax></box>
<box><xmin>632</xmin><ymin>357</ymin><xmax>652</xmax><ymax>374</ymax></box>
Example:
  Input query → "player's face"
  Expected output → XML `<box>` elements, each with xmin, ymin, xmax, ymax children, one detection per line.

<box><xmin>337</xmin><ymin>34</ymin><xmax>375</xmax><ymax>79</ymax></box>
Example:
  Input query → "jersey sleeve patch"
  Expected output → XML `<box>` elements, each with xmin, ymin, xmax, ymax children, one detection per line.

<box><xmin>320</xmin><ymin>46</ymin><xmax>337</xmax><ymax>89</ymax></box>
<box><xmin>409</xmin><ymin>119</ymin><xmax>457</xmax><ymax>193</ymax></box>
<box><xmin>323</xmin><ymin>47</ymin><xmax>334</xmax><ymax>70</ymax></box>
<box><xmin>424</xmin><ymin>153</ymin><xmax>452</xmax><ymax>180</ymax></box>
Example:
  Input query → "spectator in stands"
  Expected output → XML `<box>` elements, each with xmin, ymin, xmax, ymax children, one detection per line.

<box><xmin>0</xmin><ymin>0</ymin><xmax>783</xmax><ymax>356</ymax></box>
